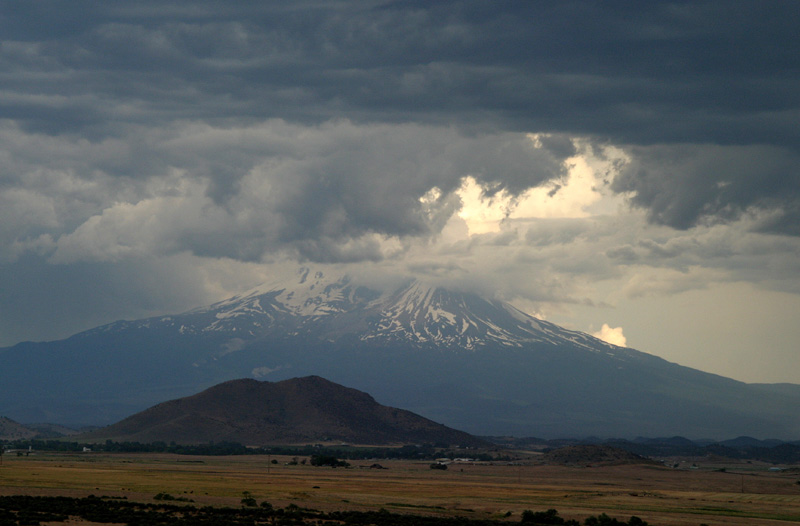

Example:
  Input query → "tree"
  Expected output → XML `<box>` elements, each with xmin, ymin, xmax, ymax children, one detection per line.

<box><xmin>310</xmin><ymin>454</ymin><xmax>349</xmax><ymax>467</ymax></box>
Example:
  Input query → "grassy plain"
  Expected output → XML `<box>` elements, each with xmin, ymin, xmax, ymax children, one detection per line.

<box><xmin>1</xmin><ymin>452</ymin><xmax>800</xmax><ymax>526</ymax></box>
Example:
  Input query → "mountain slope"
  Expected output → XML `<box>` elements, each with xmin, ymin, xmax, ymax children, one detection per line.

<box><xmin>2</xmin><ymin>268</ymin><xmax>799</xmax><ymax>439</ymax></box>
<box><xmin>0</xmin><ymin>416</ymin><xmax>37</xmax><ymax>440</ymax></box>
<box><xmin>79</xmin><ymin>376</ymin><xmax>487</xmax><ymax>446</ymax></box>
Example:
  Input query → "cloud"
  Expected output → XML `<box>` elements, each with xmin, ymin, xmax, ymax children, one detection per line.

<box><xmin>1</xmin><ymin>2</ymin><xmax>796</xmax><ymax>144</ymax></box>
<box><xmin>612</xmin><ymin>144</ymin><xmax>800</xmax><ymax>235</ymax></box>
<box><xmin>3</xmin><ymin>119</ymin><xmax>571</xmax><ymax>266</ymax></box>
<box><xmin>592</xmin><ymin>324</ymin><xmax>627</xmax><ymax>347</ymax></box>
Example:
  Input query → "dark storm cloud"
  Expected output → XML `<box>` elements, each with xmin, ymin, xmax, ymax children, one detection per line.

<box><xmin>612</xmin><ymin>144</ymin><xmax>800</xmax><ymax>235</ymax></box>
<box><xmin>2</xmin><ymin>0</ymin><xmax>798</xmax><ymax>238</ymax></box>
<box><xmin>2</xmin><ymin>1</ymin><xmax>797</xmax><ymax>139</ymax></box>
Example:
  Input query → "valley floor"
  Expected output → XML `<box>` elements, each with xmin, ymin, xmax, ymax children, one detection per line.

<box><xmin>1</xmin><ymin>452</ymin><xmax>799</xmax><ymax>525</ymax></box>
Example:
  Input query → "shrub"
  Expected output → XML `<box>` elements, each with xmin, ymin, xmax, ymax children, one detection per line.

<box><xmin>241</xmin><ymin>491</ymin><xmax>257</xmax><ymax>507</ymax></box>
<box><xmin>520</xmin><ymin>508</ymin><xmax>577</xmax><ymax>525</ymax></box>
<box><xmin>310</xmin><ymin>455</ymin><xmax>349</xmax><ymax>467</ymax></box>
<box><xmin>584</xmin><ymin>514</ymin><xmax>647</xmax><ymax>526</ymax></box>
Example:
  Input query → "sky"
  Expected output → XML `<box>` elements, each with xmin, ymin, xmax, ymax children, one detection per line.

<box><xmin>1</xmin><ymin>1</ymin><xmax>799</xmax><ymax>384</ymax></box>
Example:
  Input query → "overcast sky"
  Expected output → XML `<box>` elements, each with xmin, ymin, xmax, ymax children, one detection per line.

<box><xmin>2</xmin><ymin>1</ymin><xmax>799</xmax><ymax>383</ymax></box>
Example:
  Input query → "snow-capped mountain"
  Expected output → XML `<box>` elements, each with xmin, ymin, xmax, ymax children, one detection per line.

<box><xmin>2</xmin><ymin>268</ymin><xmax>800</xmax><ymax>439</ymax></box>
<box><xmin>98</xmin><ymin>268</ymin><xmax>625</xmax><ymax>354</ymax></box>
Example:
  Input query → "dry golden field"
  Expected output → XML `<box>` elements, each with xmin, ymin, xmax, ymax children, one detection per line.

<box><xmin>1</xmin><ymin>452</ymin><xmax>800</xmax><ymax>525</ymax></box>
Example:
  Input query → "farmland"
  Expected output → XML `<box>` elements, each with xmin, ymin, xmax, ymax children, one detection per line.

<box><xmin>1</xmin><ymin>451</ymin><xmax>799</xmax><ymax>525</ymax></box>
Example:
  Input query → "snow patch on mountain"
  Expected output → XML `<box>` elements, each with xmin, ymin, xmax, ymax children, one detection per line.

<box><xmin>82</xmin><ymin>267</ymin><xmax>628</xmax><ymax>358</ymax></box>
<box><xmin>190</xmin><ymin>268</ymin><xmax>630</xmax><ymax>355</ymax></box>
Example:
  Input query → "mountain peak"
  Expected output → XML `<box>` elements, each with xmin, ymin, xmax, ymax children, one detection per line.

<box><xmin>193</xmin><ymin>267</ymin><xmax>613</xmax><ymax>352</ymax></box>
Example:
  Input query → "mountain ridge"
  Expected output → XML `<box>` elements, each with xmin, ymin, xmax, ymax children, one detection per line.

<box><xmin>1</xmin><ymin>268</ymin><xmax>799</xmax><ymax>439</ymax></box>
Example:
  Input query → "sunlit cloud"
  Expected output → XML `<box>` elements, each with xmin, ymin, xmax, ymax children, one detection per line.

<box><xmin>456</xmin><ymin>139</ymin><xmax>628</xmax><ymax>236</ymax></box>
<box><xmin>592</xmin><ymin>323</ymin><xmax>627</xmax><ymax>347</ymax></box>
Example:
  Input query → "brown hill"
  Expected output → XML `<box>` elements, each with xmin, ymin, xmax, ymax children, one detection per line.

<box><xmin>541</xmin><ymin>445</ymin><xmax>657</xmax><ymax>465</ymax></box>
<box><xmin>0</xmin><ymin>416</ymin><xmax>37</xmax><ymax>440</ymax></box>
<box><xmin>79</xmin><ymin>376</ymin><xmax>488</xmax><ymax>447</ymax></box>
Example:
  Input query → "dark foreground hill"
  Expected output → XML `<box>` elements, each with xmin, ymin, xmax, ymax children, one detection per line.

<box><xmin>541</xmin><ymin>445</ymin><xmax>657</xmax><ymax>466</ymax></box>
<box><xmin>79</xmin><ymin>376</ymin><xmax>488</xmax><ymax>447</ymax></box>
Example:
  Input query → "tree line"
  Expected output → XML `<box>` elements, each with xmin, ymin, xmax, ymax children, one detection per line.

<box><xmin>1</xmin><ymin>439</ymin><xmax>506</xmax><ymax>461</ymax></box>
